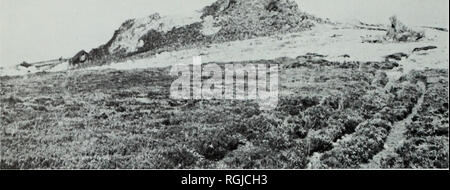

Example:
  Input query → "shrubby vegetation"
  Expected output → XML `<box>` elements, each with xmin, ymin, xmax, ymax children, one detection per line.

<box><xmin>0</xmin><ymin>59</ymin><xmax>447</xmax><ymax>169</ymax></box>
<box><xmin>380</xmin><ymin>136</ymin><xmax>448</xmax><ymax>168</ymax></box>
<box><xmin>320</xmin><ymin>119</ymin><xmax>391</xmax><ymax>168</ymax></box>
<box><xmin>380</xmin><ymin>70</ymin><xmax>449</xmax><ymax>168</ymax></box>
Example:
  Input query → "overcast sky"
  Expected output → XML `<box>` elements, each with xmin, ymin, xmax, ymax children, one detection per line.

<box><xmin>1</xmin><ymin>0</ymin><xmax>448</xmax><ymax>66</ymax></box>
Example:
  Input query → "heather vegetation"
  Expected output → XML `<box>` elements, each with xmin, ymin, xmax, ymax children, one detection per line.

<box><xmin>1</xmin><ymin>56</ymin><xmax>446</xmax><ymax>169</ymax></box>
<box><xmin>379</xmin><ymin>70</ymin><xmax>449</xmax><ymax>168</ymax></box>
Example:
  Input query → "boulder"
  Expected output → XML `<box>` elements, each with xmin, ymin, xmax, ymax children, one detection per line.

<box><xmin>413</xmin><ymin>46</ymin><xmax>437</xmax><ymax>53</ymax></box>
<box><xmin>69</xmin><ymin>50</ymin><xmax>90</xmax><ymax>66</ymax></box>
<box><xmin>385</xmin><ymin>16</ymin><xmax>425</xmax><ymax>42</ymax></box>
<box><xmin>384</xmin><ymin>52</ymin><xmax>409</xmax><ymax>61</ymax></box>
<box><xmin>19</xmin><ymin>61</ymin><xmax>33</xmax><ymax>68</ymax></box>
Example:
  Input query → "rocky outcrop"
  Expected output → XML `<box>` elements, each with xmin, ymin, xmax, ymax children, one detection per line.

<box><xmin>89</xmin><ymin>13</ymin><xmax>203</xmax><ymax>60</ymax></box>
<box><xmin>362</xmin><ymin>16</ymin><xmax>426</xmax><ymax>44</ymax></box>
<box><xmin>89</xmin><ymin>0</ymin><xmax>318</xmax><ymax>62</ymax></box>
<box><xmin>200</xmin><ymin>0</ymin><xmax>318</xmax><ymax>41</ymax></box>
<box><xmin>385</xmin><ymin>16</ymin><xmax>425</xmax><ymax>42</ymax></box>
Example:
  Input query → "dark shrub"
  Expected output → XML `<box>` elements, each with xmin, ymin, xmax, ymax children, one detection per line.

<box><xmin>196</xmin><ymin>129</ymin><xmax>243</xmax><ymax>161</ymax></box>
<box><xmin>321</xmin><ymin>119</ymin><xmax>391</xmax><ymax>168</ymax></box>
<box><xmin>406</xmin><ymin>116</ymin><xmax>449</xmax><ymax>137</ymax></box>
<box><xmin>383</xmin><ymin>136</ymin><xmax>449</xmax><ymax>168</ymax></box>
<box><xmin>283</xmin><ymin>115</ymin><xmax>308</xmax><ymax>139</ymax></box>
<box><xmin>223</xmin><ymin>142</ymin><xmax>309</xmax><ymax>169</ymax></box>
<box><xmin>233</xmin><ymin>114</ymin><xmax>279</xmax><ymax>143</ymax></box>
<box><xmin>372</xmin><ymin>71</ymin><xmax>389</xmax><ymax>88</ymax></box>
<box><xmin>301</xmin><ymin>105</ymin><xmax>332</xmax><ymax>130</ymax></box>
<box><xmin>360</xmin><ymin>90</ymin><xmax>393</xmax><ymax>119</ymax></box>
<box><xmin>277</xmin><ymin>95</ymin><xmax>320</xmax><ymax>115</ymax></box>
<box><xmin>320</xmin><ymin>95</ymin><xmax>341</xmax><ymax>110</ymax></box>
<box><xmin>387</xmin><ymin>82</ymin><xmax>422</xmax><ymax>121</ymax></box>
<box><xmin>155</xmin><ymin>145</ymin><xmax>198</xmax><ymax>169</ymax></box>
<box><xmin>306</xmin><ymin>129</ymin><xmax>335</xmax><ymax>153</ymax></box>
<box><xmin>328</xmin><ymin>109</ymin><xmax>364</xmax><ymax>135</ymax></box>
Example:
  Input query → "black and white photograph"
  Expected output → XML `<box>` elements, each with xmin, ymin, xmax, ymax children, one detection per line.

<box><xmin>0</xmin><ymin>0</ymin><xmax>448</xmax><ymax>176</ymax></box>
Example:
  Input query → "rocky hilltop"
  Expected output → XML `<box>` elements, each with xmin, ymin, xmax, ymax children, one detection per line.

<box><xmin>89</xmin><ymin>0</ymin><xmax>321</xmax><ymax>62</ymax></box>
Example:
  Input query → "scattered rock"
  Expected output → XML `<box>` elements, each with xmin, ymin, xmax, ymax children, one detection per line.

<box><xmin>330</xmin><ymin>34</ymin><xmax>343</xmax><ymax>38</ymax></box>
<box><xmin>412</xmin><ymin>46</ymin><xmax>437</xmax><ymax>53</ymax></box>
<box><xmin>339</xmin><ymin>54</ymin><xmax>351</xmax><ymax>58</ymax></box>
<box><xmin>422</xmin><ymin>26</ymin><xmax>448</xmax><ymax>32</ymax></box>
<box><xmin>355</xmin><ymin>21</ymin><xmax>387</xmax><ymax>31</ymax></box>
<box><xmin>384</xmin><ymin>52</ymin><xmax>409</xmax><ymax>61</ymax></box>
<box><xmin>19</xmin><ymin>62</ymin><xmax>33</xmax><ymax>68</ymax></box>
<box><xmin>283</xmin><ymin>53</ymin><xmax>399</xmax><ymax>70</ymax></box>
<box><xmin>304</xmin><ymin>53</ymin><xmax>327</xmax><ymax>58</ymax></box>
<box><xmin>285</xmin><ymin>54</ymin><xmax>331</xmax><ymax>68</ymax></box>
<box><xmin>362</xmin><ymin>35</ymin><xmax>384</xmax><ymax>43</ymax></box>
<box><xmin>362</xmin><ymin>61</ymin><xmax>400</xmax><ymax>70</ymax></box>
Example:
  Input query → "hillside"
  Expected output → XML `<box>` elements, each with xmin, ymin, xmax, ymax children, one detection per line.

<box><xmin>1</xmin><ymin>55</ymin><xmax>448</xmax><ymax>169</ymax></box>
<box><xmin>0</xmin><ymin>0</ymin><xmax>448</xmax><ymax>169</ymax></box>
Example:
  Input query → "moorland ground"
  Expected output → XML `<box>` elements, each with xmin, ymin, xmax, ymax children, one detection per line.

<box><xmin>1</xmin><ymin>55</ymin><xmax>448</xmax><ymax>169</ymax></box>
